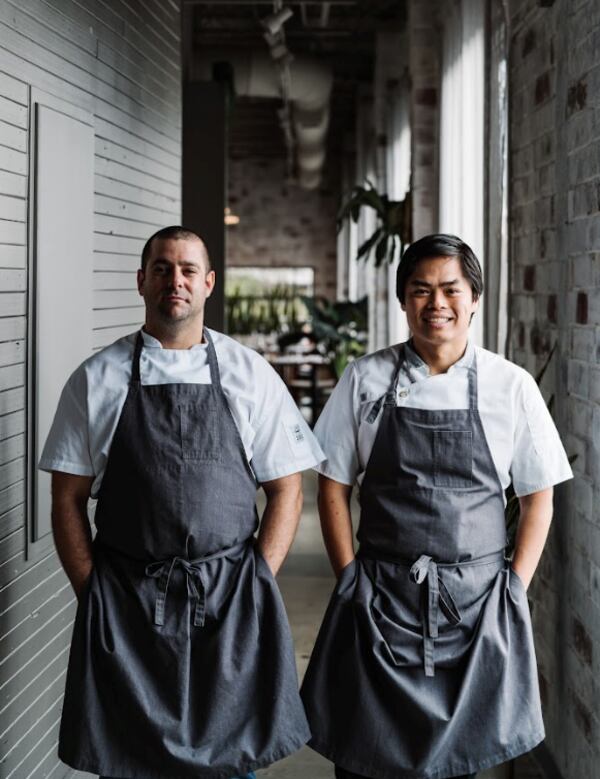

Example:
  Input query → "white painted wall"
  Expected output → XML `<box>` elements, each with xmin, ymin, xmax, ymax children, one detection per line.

<box><xmin>0</xmin><ymin>2</ymin><xmax>181</xmax><ymax>777</ymax></box>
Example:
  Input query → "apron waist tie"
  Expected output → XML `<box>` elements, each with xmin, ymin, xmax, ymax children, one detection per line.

<box><xmin>357</xmin><ymin>547</ymin><xmax>506</xmax><ymax>678</ymax></box>
<box><xmin>145</xmin><ymin>540</ymin><xmax>249</xmax><ymax>627</ymax></box>
<box><xmin>409</xmin><ymin>555</ymin><xmax>462</xmax><ymax>678</ymax></box>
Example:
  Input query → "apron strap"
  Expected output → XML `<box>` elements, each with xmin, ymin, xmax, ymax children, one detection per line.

<box><xmin>131</xmin><ymin>329</ymin><xmax>221</xmax><ymax>389</ymax></box>
<box><xmin>385</xmin><ymin>343</ymin><xmax>407</xmax><ymax>408</ymax></box>
<box><xmin>467</xmin><ymin>351</ymin><xmax>478</xmax><ymax>411</ymax></box>
<box><xmin>131</xmin><ymin>331</ymin><xmax>144</xmax><ymax>385</ymax></box>
<box><xmin>387</xmin><ymin>342</ymin><xmax>478</xmax><ymax>411</ymax></box>
<box><xmin>203</xmin><ymin>328</ymin><xmax>222</xmax><ymax>391</ymax></box>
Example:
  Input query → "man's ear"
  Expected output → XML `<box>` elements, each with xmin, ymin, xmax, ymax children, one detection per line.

<box><xmin>137</xmin><ymin>268</ymin><xmax>145</xmax><ymax>296</ymax></box>
<box><xmin>205</xmin><ymin>270</ymin><xmax>216</xmax><ymax>299</ymax></box>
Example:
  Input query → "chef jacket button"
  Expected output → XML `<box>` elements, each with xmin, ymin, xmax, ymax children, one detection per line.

<box><xmin>398</xmin><ymin>388</ymin><xmax>409</xmax><ymax>398</ymax></box>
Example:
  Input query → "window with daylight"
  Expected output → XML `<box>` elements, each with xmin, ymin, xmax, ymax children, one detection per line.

<box><xmin>439</xmin><ymin>0</ymin><xmax>485</xmax><ymax>347</ymax></box>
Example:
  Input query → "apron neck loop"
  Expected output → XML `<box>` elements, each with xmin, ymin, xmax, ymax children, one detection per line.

<box><xmin>388</xmin><ymin>344</ymin><xmax>407</xmax><ymax>405</ymax></box>
<box><xmin>390</xmin><ymin>342</ymin><xmax>478</xmax><ymax>411</ymax></box>
<box><xmin>132</xmin><ymin>329</ymin><xmax>222</xmax><ymax>389</ymax></box>
<box><xmin>131</xmin><ymin>331</ymin><xmax>144</xmax><ymax>385</ymax></box>
<box><xmin>467</xmin><ymin>353</ymin><xmax>478</xmax><ymax>411</ymax></box>
<box><xmin>203</xmin><ymin>328</ymin><xmax>222</xmax><ymax>391</ymax></box>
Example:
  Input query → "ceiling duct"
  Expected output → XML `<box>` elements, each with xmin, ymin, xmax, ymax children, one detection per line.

<box><xmin>193</xmin><ymin>50</ymin><xmax>333</xmax><ymax>189</ymax></box>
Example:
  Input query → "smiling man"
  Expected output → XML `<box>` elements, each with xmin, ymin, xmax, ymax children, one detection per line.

<box><xmin>301</xmin><ymin>234</ymin><xmax>573</xmax><ymax>779</ymax></box>
<box><xmin>40</xmin><ymin>226</ymin><xmax>324</xmax><ymax>779</ymax></box>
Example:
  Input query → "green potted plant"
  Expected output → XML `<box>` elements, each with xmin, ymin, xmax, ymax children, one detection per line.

<box><xmin>301</xmin><ymin>295</ymin><xmax>368</xmax><ymax>378</ymax></box>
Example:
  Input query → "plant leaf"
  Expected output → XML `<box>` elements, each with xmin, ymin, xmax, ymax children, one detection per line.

<box><xmin>357</xmin><ymin>228</ymin><xmax>383</xmax><ymax>261</ymax></box>
<box><xmin>536</xmin><ymin>342</ymin><xmax>557</xmax><ymax>384</ymax></box>
<box><xmin>375</xmin><ymin>234</ymin><xmax>389</xmax><ymax>266</ymax></box>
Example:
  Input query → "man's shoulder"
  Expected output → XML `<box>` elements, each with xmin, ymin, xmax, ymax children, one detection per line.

<box><xmin>80</xmin><ymin>332</ymin><xmax>136</xmax><ymax>371</ymax></box>
<box><xmin>347</xmin><ymin>344</ymin><xmax>400</xmax><ymax>399</ymax></box>
<box><xmin>474</xmin><ymin>346</ymin><xmax>532</xmax><ymax>391</ymax></box>
<box><xmin>474</xmin><ymin>345</ymin><xmax>528</xmax><ymax>375</ymax></box>
<box><xmin>209</xmin><ymin>328</ymin><xmax>271</xmax><ymax>367</ymax></box>
<box><xmin>70</xmin><ymin>332</ymin><xmax>136</xmax><ymax>391</ymax></box>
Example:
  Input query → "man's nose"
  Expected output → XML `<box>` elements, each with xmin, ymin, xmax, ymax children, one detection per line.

<box><xmin>167</xmin><ymin>268</ymin><xmax>184</xmax><ymax>287</ymax></box>
<box><xmin>427</xmin><ymin>289</ymin><xmax>446</xmax><ymax>307</ymax></box>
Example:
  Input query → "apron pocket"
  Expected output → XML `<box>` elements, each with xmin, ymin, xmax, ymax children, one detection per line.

<box><xmin>179</xmin><ymin>403</ymin><xmax>220</xmax><ymax>461</ymax></box>
<box><xmin>433</xmin><ymin>430</ymin><xmax>472</xmax><ymax>488</ymax></box>
<box><xmin>508</xmin><ymin>565</ymin><xmax>527</xmax><ymax>594</ymax></box>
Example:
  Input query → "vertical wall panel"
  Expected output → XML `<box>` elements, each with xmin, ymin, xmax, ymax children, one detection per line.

<box><xmin>29</xmin><ymin>98</ymin><xmax>94</xmax><ymax>548</ymax></box>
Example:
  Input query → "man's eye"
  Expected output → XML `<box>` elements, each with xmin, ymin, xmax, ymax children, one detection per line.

<box><xmin>446</xmin><ymin>288</ymin><xmax>460</xmax><ymax>295</ymax></box>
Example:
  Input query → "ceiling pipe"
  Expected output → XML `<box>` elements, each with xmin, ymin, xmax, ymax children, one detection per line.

<box><xmin>192</xmin><ymin>50</ymin><xmax>333</xmax><ymax>189</ymax></box>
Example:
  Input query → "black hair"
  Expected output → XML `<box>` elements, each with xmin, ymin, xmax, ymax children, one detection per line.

<box><xmin>396</xmin><ymin>234</ymin><xmax>483</xmax><ymax>304</ymax></box>
<box><xmin>140</xmin><ymin>226</ymin><xmax>211</xmax><ymax>271</ymax></box>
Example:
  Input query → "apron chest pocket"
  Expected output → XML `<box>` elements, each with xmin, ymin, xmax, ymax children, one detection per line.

<box><xmin>433</xmin><ymin>430</ymin><xmax>472</xmax><ymax>488</ymax></box>
<box><xmin>179</xmin><ymin>404</ymin><xmax>220</xmax><ymax>461</ymax></box>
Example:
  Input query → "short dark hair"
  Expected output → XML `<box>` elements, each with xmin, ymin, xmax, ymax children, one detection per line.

<box><xmin>396</xmin><ymin>234</ymin><xmax>483</xmax><ymax>304</ymax></box>
<box><xmin>140</xmin><ymin>226</ymin><xmax>211</xmax><ymax>271</ymax></box>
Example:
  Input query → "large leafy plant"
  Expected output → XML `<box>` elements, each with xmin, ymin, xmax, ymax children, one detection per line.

<box><xmin>301</xmin><ymin>295</ymin><xmax>368</xmax><ymax>378</ymax></box>
<box><xmin>337</xmin><ymin>181</ymin><xmax>412</xmax><ymax>266</ymax></box>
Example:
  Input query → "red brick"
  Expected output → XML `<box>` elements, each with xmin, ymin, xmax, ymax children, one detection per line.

<box><xmin>414</xmin><ymin>88</ymin><xmax>437</xmax><ymax>107</ymax></box>
<box><xmin>567</xmin><ymin>79</ymin><xmax>587</xmax><ymax>116</ymax></box>
<box><xmin>535</xmin><ymin>72</ymin><xmax>552</xmax><ymax>105</ymax></box>
<box><xmin>576</xmin><ymin>292</ymin><xmax>588</xmax><ymax>324</ymax></box>
<box><xmin>573</xmin><ymin>616</ymin><xmax>593</xmax><ymax>666</ymax></box>
<box><xmin>522</xmin><ymin>27</ymin><xmax>536</xmax><ymax>58</ymax></box>
<box><xmin>524</xmin><ymin>265</ymin><xmax>536</xmax><ymax>291</ymax></box>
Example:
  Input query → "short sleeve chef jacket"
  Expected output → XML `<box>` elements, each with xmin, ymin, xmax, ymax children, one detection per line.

<box><xmin>40</xmin><ymin>328</ymin><xmax>325</xmax><ymax>498</ymax></box>
<box><xmin>314</xmin><ymin>340</ymin><xmax>573</xmax><ymax>497</ymax></box>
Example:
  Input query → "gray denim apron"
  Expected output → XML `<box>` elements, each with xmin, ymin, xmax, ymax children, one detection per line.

<box><xmin>58</xmin><ymin>331</ymin><xmax>310</xmax><ymax>779</ymax></box>
<box><xmin>301</xmin><ymin>346</ymin><xmax>544</xmax><ymax>779</ymax></box>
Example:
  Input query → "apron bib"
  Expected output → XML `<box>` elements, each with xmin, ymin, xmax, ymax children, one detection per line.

<box><xmin>301</xmin><ymin>346</ymin><xmax>544</xmax><ymax>779</ymax></box>
<box><xmin>59</xmin><ymin>331</ymin><xmax>309</xmax><ymax>779</ymax></box>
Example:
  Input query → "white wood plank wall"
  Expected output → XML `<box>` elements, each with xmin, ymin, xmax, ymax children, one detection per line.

<box><xmin>0</xmin><ymin>2</ymin><xmax>181</xmax><ymax>777</ymax></box>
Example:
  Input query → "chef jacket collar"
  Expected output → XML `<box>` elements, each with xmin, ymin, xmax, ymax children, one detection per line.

<box><xmin>140</xmin><ymin>328</ymin><xmax>208</xmax><ymax>351</ymax></box>
<box><xmin>404</xmin><ymin>338</ymin><xmax>475</xmax><ymax>378</ymax></box>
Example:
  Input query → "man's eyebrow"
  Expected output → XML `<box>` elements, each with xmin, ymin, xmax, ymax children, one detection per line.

<box><xmin>151</xmin><ymin>258</ymin><xmax>202</xmax><ymax>266</ymax></box>
<box><xmin>409</xmin><ymin>278</ymin><xmax>461</xmax><ymax>286</ymax></box>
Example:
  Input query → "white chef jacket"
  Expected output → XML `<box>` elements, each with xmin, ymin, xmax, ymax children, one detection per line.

<box><xmin>314</xmin><ymin>340</ymin><xmax>573</xmax><ymax>498</ymax></box>
<box><xmin>40</xmin><ymin>328</ymin><xmax>325</xmax><ymax>498</ymax></box>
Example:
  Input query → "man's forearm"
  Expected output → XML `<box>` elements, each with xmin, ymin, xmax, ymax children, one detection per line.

<box><xmin>512</xmin><ymin>487</ymin><xmax>554</xmax><ymax>590</ymax></box>
<box><xmin>256</xmin><ymin>473</ymin><xmax>303</xmax><ymax>575</ymax></box>
<box><xmin>318</xmin><ymin>475</ymin><xmax>355</xmax><ymax>577</ymax></box>
<box><xmin>51</xmin><ymin>472</ymin><xmax>94</xmax><ymax>599</ymax></box>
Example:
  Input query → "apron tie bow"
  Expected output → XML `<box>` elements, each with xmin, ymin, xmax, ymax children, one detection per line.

<box><xmin>145</xmin><ymin>557</ymin><xmax>207</xmax><ymax>628</ymax></box>
<box><xmin>409</xmin><ymin>554</ymin><xmax>462</xmax><ymax>677</ymax></box>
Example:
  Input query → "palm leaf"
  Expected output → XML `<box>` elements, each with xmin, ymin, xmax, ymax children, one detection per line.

<box><xmin>337</xmin><ymin>180</ymin><xmax>412</xmax><ymax>264</ymax></box>
<box><xmin>375</xmin><ymin>234</ymin><xmax>389</xmax><ymax>266</ymax></box>
<box><xmin>357</xmin><ymin>228</ymin><xmax>383</xmax><ymax>262</ymax></box>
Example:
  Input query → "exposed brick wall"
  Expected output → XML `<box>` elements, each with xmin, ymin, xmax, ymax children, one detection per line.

<box><xmin>226</xmin><ymin>156</ymin><xmax>338</xmax><ymax>299</ymax></box>
<box><xmin>508</xmin><ymin>0</ymin><xmax>600</xmax><ymax>775</ymax></box>
<box><xmin>408</xmin><ymin>0</ymin><xmax>441</xmax><ymax>239</ymax></box>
